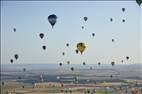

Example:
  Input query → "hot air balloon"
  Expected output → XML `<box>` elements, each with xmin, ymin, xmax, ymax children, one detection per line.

<box><xmin>83</xmin><ymin>62</ymin><xmax>86</xmax><ymax>65</ymax></box>
<box><xmin>42</xmin><ymin>45</ymin><xmax>46</xmax><ymax>50</ymax></box>
<box><xmin>23</xmin><ymin>68</ymin><xmax>26</xmax><ymax>72</ymax></box>
<box><xmin>59</xmin><ymin>63</ymin><xmax>62</xmax><ymax>66</ymax></box>
<box><xmin>22</xmin><ymin>86</ymin><xmax>24</xmax><ymax>88</ymax></box>
<box><xmin>87</xmin><ymin>90</ymin><xmax>90</xmax><ymax>93</ymax></box>
<box><xmin>111</xmin><ymin>61</ymin><xmax>115</xmax><ymax>66</ymax></box>
<box><xmin>112</xmin><ymin>39</ymin><xmax>114</xmax><ymax>42</ymax></box>
<box><xmin>66</xmin><ymin>43</ymin><xmax>69</xmax><ymax>47</ymax></box>
<box><xmin>75</xmin><ymin>49</ymin><xmax>79</xmax><ymax>54</ymax></box>
<box><xmin>110</xmin><ymin>75</ymin><xmax>113</xmax><ymax>78</ymax></box>
<box><xmin>70</xmin><ymin>67</ymin><xmax>74</xmax><ymax>71</ymax></box>
<box><xmin>39</xmin><ymin>33</ymin><xmax>44</xmax><ymax>39</ymax></box>
<box><xmin>121</xmin><ymin>60</ymin><xmax>124</xmax><ymax>63</ymax></box>
<box><xmin>2</xmin><ymin>81</ymin><xmax>5</xmax><ymax>86</ymax></box>
<box><xmin>81</xmin><ymin>26</ymin><xmax>84</xmax><ymax>29</ymax></box>
<box><xmin>110</xmin><ymin>18</ymin><xmax>113</xmax><ymax>22</ymax></box>
<box><xmin>62</xmin><ymin>52</ymin><xmax>65</xmax><ymax>56</ymax></box>
<box><xmin>67</xmin><ymin>61</ymin><xmax>70</xmax><ymax>65</ymax></box>
<box><xmin>14</xmin><ymin>54</ymin><xmax>19</xmax><ymax>60</ymax></box>
<box><xmin>136</xmin><ymin>0</ymin><xmax>142</xmax><ymax>6</ymax></box>
<box><xmin>122</xmin><ymin>19</ymin><xmax>125</xmax><ymax>22</ymax></box>
<box><xmin>76</xmin><ymin>42</ymin><xmax>86</xmax><ymax>54</ymax></box>
<box><xmin>18</xmin><ymin>76</ymin><xmax>22</xmax><ymax>79</ymax></box>
<box><xmin>122</xmin><ymin>8</ymin><xmax>125</xmax><ymax>12</ymax></box>
<box><xmin>69</xmin><ymin>90</ymin><xmax>72</xmax><ymax>93</ymax></box>
<box><xmin>84</xmin><ymin>17</ymin><xmax>88</xmax><ymax>21</ymax></box>
<box><xmin>92</xmin><ymin>33</ymin><xmax>95</xmax><ymax>37</ymax></box>
<box><xmin>48</xmin><ymin>14</ymin><xmax>57</xmax><ymax>28</ymax></box>
<box><xmin>10</xmin><ymin>59</ymin><xmax>14</xmax><ymax>63</ymax></box>
<box><xmin>98</xmin><ymin>62</ymin><xmax>101</xmax><ymax>66</ymax></box>
<box><xmin>13</xmin><ymin>28</ymin><xmax>16</xmax><ymax>32</ymax></box>
<box><xmin>126</xmin><ymin>56</ymin><xmax>129</xmax><ymax>60</ymax></box>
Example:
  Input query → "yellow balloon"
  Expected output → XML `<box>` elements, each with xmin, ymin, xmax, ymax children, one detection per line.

<box><xmin>76</xmin><ymin>42</ymin><xmax>86</xmax><ymax>54</ymax></box>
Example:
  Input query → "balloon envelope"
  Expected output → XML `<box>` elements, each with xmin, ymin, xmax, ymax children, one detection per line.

<box><xmin>67</xmin><ymin>61</ymin><xmax>70</xmax><ymax>64</ymax></box>
<box><xmin>66</xmin><ymin>43</ymin><xmax>69</xmax><ymax>47</ymax></box>
<box><xmin>83</xmin><ymin>62</ymin><xmax>86</xmax><ymax>65</ymax></box>
<box><xmin>122</xmin><ymin>8</ymin><xmax>125</xmax><ymax>12</ymax></box>
<box><xmin>23</xmin><ymin>68</ymin><xmax>26</xmax><ymax>72</ymax></box>
<box><xmin>13</xmin><ymin>28</ymin><xmax>16</xmax><ymax>32</ymax></box>
<box><xmin>42</xmin><ymin>45</ymin><xmax>46</xmax><ymax>50</ymax></box>
<box><xmin>136</xmin><ymin>0</ymin><xmax>142</xmax><ymax>6</ymax></box>
<box><xmin>81</xmin><ymin>26</ymin><xmax>84</xmax><ymax>29</ymax></box>
<box><xmin>76</xmin><ymin>42</ymin><xmax>86</xmax><ymax>54</ymax></box>
<box><xmin>126</xmin><ymin>56</ymin><xmax>129</xmax><ymax>60</ymax></box>
<box><xmin>10</xmin><ymin>59</ymin><xmax>14</xmax><ymax>63</ymax></box>
<box><xmin>122</xmin><ymin>19</ymin><xmax>125</xmax><ymax>22</ymax></box>
<box><xmin>39</xmin><ymin>33</ymin><xmax>44</xmax><ymax>39</ymax></box>
<box><xmin>112</xmin><ymin>39</ymin><xmax>114</xmax><ymax>42</ymax></box>
<box><xmin>98</xmin><ymin>62</ymin><xmax>101</xmax><ymax>66</ymax></box>
<box><xmin>111</xmin><ymin>62</ymin><xmax>115</xmax><ymax>66</ymax></box>
<box><xmin>48</xmin><ymin>14</ymin><xmax>57</xmax><ymax>28</ymax></box>
<box><xmin>62</xmin><ymin>52</ymin><xmax>65</xmax><ymax>56</ymax></box>
<box><xmin>14</xmin><ymin>54</ymin><xmax>19</xmax><ymax>60</ymax></box>
<box><xmin>84</xmin><ymin>17</ymin><xmax>88</xmax><ymax>21</ymax></box>
<box><xmin>75</xmin><ymin>49</ymin><xmax>79</xmax><ymax>54</ymax></box>
<box><xmin>110</xmin><ymin>18</ymin><xmax>113</xmax><ymax>22</ymax></box>
<box><xmin>59</xmin><ymin>63</ymin><xmax>62</xmax><ymax>66</ymax></box>
<box><xmin>70</xmin><ymin>67</ymin><xmax>74</xmax><ymax>71</ymax></box>
<box><xmin>92</xmin><ymin>33</ymin><xmax>95</xmax><ymax>37</ymax></box>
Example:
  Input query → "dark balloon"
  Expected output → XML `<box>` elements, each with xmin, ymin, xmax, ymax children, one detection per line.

<box><xmin>62</xmin><ymin>52</ymin><xmax>65</xmax><ymax>56</ymax></box>
<box><xmin>112</xmin><ymin>39</ymin><xmax>114</xmax><ymax>42</ymax></box>
<box><xmin>2</xmin><ymin>81</ymin><xmax>4</xmax><ymax>86</ymax></box>
<box><xmin>84</xmin><ymin>17</ymin><xmax>88</xmax><ymax>21</ymax></box>
<box><xmin>13</xmin><ymin>28</ymin><xmax>16</xmax><ymax>32</ymax></box>
<box><xmin>14</xmin><ymin>54</ymin><xmax>19</xmax><ymax>60</ymax></box>
<box><xmin>110</xmin><ymin>75</ymin><xmax>113</xmax><ymax>78</ymax></box>
<box><xmin>111</xmin><ymin>61</ymin><xmax>115</xmax><ymax>66</ymax></box>
<box><xmin>81</xmin><ymin>26</ymin><xmax>84</xmax><ymax>29</ymax></box>
<box><xmin>70</xmin><ymin>67</ymin><xmax>74</xmax><ymax>71</ymax></box>
<box><xmin>59</xmin><ymin>63</ymin><xmax>62</xmax><ymax>66</ymax></box>
<box><xmin>75</xmin><ymin>49</ymin><xmax>79</xmax><ymax>54</ymax></box>
<box><xmin>42</xmin><ymin>45</ymin><xmax>46</xmax><ymax>50</ymax></box>
<box><xmin>122</xmin><ymin>19</ymin><xmax>125</xmax><ymax>22</ymax></box>
<box><xmin>92</xmin><ymin>33</ymin><xmax>95</xmax><ymax>37</ymax></box>
<box><xmin>10</xmin><ymin>59</ymin><xmax>14</xmax><ymax>63</ymax></box>
<box><xmin>18</xmin><ymin>76</ymin><xmax>22</xmax><ymax>79</ymax></box>
<box><xmin>83</xmin><ymin>62</ymin><xmax>86</xmax><ymax>65</ymax></box>
<box><xmin>121</xmin><ymin>60</ymin><xmax>124</xmax><ymax>63</ymax></box>
<box><xmin>136</xmin><ymin>0</ymin><xmax>142</xmax><ymax>6</ymax></box>
<box><xmin>87</xmin><ymin>90</ymin><xmax>90</xmax><ymax>93</ymax></box>
<box><xmin>39</xmin><ymin>33</ymin><xmax>44</xmax><ymax>39</ymax></box>
<box><xmin>110</xmin><ymin>18</ymin><xmax>113</xmax><ymax>22</ymax></box>
<box><xmin>98</xmin><ymin>62</ymin><xmax>101</xmax><ymax>66</ymax></box>
<box><xmin>67</xmin><ymin>61</ymin><xmax>70</xmax><ymax>65</ymax></box>
<box><xmin>22</xmin><ymin>86</ymin><xmax>24</xmax><ymax>88</ymax></box>
<box><xmin>66</xmin><ymin>43</ymin><xmax>69</xmax><ymax>47</ymax></box>
<box><xmin>23</xmin><ymin>68</ymin><xmax>26</xmax><ymax>72</ymax></box>
<box><xmin>126</xmin><ymin>56</ymin><xmax>129</xmax><ymax>60</ymax></box>
<box><xmin>122</xmin><ymin>8</ymin><xmax>125</xmax><ymax>12</ymax></box>
<box><xmin>48</xmin><ymin>14</ymin><xmax>57</xmax><ymax>28</ymax></box>
<box><xmin>69</xmin><ymin>90</ymin><xmax>72</xmax><ymax>93</ymax></box>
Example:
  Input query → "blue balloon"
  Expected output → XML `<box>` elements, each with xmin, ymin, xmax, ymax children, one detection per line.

<box><xmin>48</xmin><ymin>14</ymin><xmax>57</xmax><ymax>28</ymax></box>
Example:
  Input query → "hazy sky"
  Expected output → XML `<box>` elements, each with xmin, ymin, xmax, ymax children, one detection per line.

<box><xmin>1</xmin><ymin>1</ymin><xmax>141</xmax><ymax>64</ymax></box>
